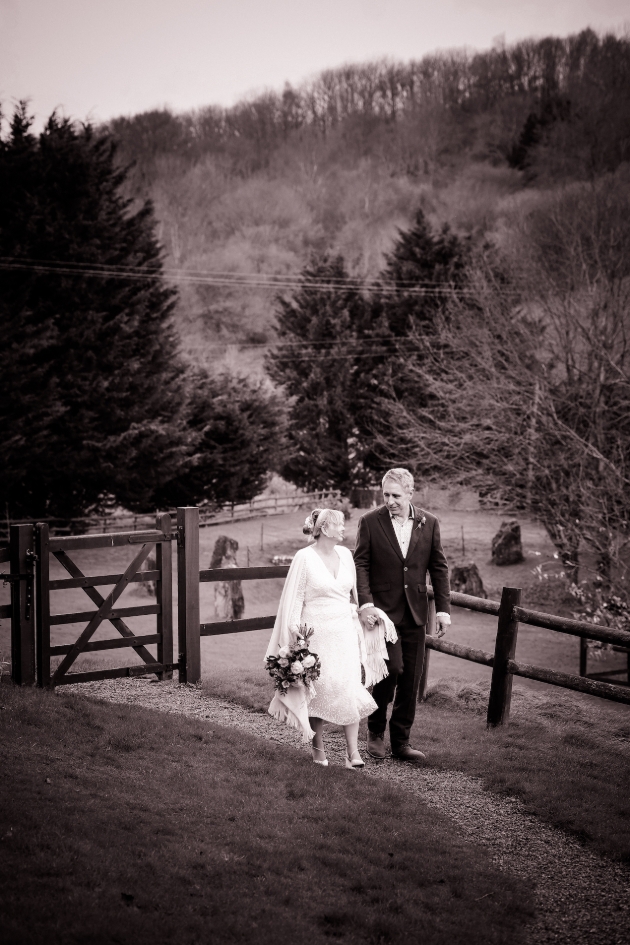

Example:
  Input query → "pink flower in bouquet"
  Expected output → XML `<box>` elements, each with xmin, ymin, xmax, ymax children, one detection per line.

<box><xmin>278</xmin><ymin>658</ymin><xmax>289</xmax><ymax>667</ymax></box>
<box><xmin>291</xmin><ymin>660</ymin><xmax>304</xmax><ymax>674</ymax></box>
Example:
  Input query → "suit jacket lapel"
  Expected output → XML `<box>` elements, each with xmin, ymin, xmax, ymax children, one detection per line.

<box><xmin>377</xmin><ymin>506</ymin><xmax>404</xmax><ymax>562</ymax></box>
<box><xmin>405</xmin><ymin>505</ymin><xmax>425</xmax><ymax>561</ymax></box>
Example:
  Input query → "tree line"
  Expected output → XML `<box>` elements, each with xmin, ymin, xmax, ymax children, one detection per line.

<box><xmin>110</xmin><ymin>29</ymin><xmax>630</xmax><ymax>181</ymax></box>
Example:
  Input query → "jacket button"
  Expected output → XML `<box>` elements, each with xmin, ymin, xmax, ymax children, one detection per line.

<box><xmin>404</xmin><ymin>567</ymin><xmax>408</xmax><ymax>571</ymax></box>
<box><xmin>404</xmin><ymin>584</ymin><xmax>408</xmax><ymax>589</ymax></box>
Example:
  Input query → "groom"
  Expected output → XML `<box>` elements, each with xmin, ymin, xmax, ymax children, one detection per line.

<box><xmin>354</xmin><ymin>468</ymin><xmax>451</xmax><ymax>762</ymax></box>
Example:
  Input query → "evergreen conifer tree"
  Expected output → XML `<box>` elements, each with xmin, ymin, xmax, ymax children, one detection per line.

<box><xmin>154</xmin><ymin>370</ymin><xmax>284</xmax><ymax>509</ymax></box>
<box><xmin>0</xmin><ymin>105</ymin><xmax>190</xmax><ymax>518</ymax></box>
<box><xmin>266</xmin><ymin>256</ymin><xmax>367</xmax><ymax>491</ymax></box>
<box><xmin>348</xmin><ymin>209</ymin><xmax>470</xmax><ymax>469</ymax></box>
<box><xmin>266</xmin><ymin>216</ymin><xmax>468</xmax><ymax>491</ymax></box>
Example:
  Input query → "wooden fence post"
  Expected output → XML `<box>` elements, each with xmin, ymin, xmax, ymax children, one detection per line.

<box><xmin>35</xmin><ymin>523</ymin><xmax>51</xmax><ymax>688</ymax></box>
<box><xmin>177</xmin><ymin>507</ymin><xmax>200</xmax><ymax>684</ymax></box>
<box><xmin>579</xmin><ymin>637</ymin><xmax>588</xmax><ymax>676</ymax></box>
<box><xmin>487</xmin><ymin>586</ymin><xmax>521</xmax><ymax>727</ymax></box>
<box><xmin>156</xmin><ymin>512</ymin><xmax>173</xmax><ymax>681</ymax></box>
<box><xmin>10</xmin><ymin>524</ymin><xmax>36</xmax><ymax>685</ymax></box>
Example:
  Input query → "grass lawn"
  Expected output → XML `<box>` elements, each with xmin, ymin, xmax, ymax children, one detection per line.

<box><xmin>205</xmin><ymin>672</ymin><xmax>630</xmax><ymax>864</ymax></box>
<box><xmin>0</xmin><ymin>681</ymin><xmax>533</xmax><ymax>945</ymax></box>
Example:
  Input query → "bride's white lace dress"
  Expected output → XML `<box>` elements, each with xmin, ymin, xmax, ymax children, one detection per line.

<box><xmin>287</xmin><ymin>545</ymin><xmax>377</xmax><ymax>726</ymax></box>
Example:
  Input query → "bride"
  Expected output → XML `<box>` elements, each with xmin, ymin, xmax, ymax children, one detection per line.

<box><xmin>265</xmin><ymin>508</ymin><xmax>389</xmax><ymax>769</ymax></box>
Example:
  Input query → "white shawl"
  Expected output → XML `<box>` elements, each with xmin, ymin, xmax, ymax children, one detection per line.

<box><xmin>265</xmin><ymin>548</ymin><xmax>314</xmax><ymax>742</ymax></box>
<box><xmin>264</xmin><ymin>545</ymin><xmax>397</xmax><ymax>741</ymax></box>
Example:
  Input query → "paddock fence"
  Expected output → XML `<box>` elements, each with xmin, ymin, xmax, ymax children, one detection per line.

<box><xmin>0</xmin><ymin>490</ymin><xmax>341</xmax><ymax>538</ymax></box>
<box><xmin>2</xmin><ymin>505</ymin><xmax>630</xmax><ymax>724</ymax></box>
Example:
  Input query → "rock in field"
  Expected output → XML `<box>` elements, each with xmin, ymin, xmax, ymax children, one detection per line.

<box><xmin>491</xmin><ymin>520</ymin><xmax>524</xmax><ymax>566</ymax></box>
<box><xmin>450</xmin><ymin>563</ymin><xmax>487</xmax><ymax>598</ymax></box>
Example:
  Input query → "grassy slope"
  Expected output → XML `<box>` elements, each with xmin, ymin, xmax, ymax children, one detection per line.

<box><xmin>0</xmin><ymin>682</ymin><xmax>533</xmax><ymax>945</ymax></box>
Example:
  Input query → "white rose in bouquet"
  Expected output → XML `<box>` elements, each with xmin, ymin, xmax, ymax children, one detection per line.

<box><xmin>302</xmin><ymin>654</ymin><xmax>316</xmax><ymax>668</ymax></box>
<box><xmin>278</xmin><ymin>646</ymin><xmax>290</xmax><ymax>658</ymax></box>
<box><xmin>278</xmin><ymin>658</ymin><xmax>289</xmax><ymax>667</ymax></box>
<box><xmin>291</xmin><ymin>660</ymin><xmax>304</xmax><ymax>675</ymax></box>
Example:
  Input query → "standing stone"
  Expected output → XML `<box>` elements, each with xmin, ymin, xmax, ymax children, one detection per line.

<box><xmin>450</xmin><ymin>563</ymin><xmax>487</xmax><ymax>598</ymax></box>
<box><xmin>211</xmin><ymin>535</ymin><xmax>245</xmax><ymax>620</ymax></box>
<box><xmin>491</xmin><ymin>520</ymin><xmax>524</xmax><ymax>566</ymax></box>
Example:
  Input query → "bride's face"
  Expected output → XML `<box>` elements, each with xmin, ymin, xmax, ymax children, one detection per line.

<box><xmin>321</xmin><ymin>516</ymin><xmax>345</xmax><ymax>542</ymax></box>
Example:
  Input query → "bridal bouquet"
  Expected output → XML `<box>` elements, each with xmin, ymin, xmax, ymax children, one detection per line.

<box><xmin>265</xmin><ymin>625</ymin><xmax>321</xmax><ymax>696</ymax></box>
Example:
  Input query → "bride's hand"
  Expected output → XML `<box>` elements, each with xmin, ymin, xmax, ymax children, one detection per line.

<box><xmin>359</xmin><ymin>606</ymin><xmax>378</xmax><ymax>631</ymax></box>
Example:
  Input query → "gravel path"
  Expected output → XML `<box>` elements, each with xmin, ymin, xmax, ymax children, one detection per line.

<box><xmin>64</xmin><ymin>677</ymin><xmax>629</xmax><ymax>945</ymax></box>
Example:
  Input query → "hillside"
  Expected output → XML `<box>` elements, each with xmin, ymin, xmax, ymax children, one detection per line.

<box><xmin>106</xmin><ymin>28</ymin><xmax>630</xmax><ymax>375</ymax></box>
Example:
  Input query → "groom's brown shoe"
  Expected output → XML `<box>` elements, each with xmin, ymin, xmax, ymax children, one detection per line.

<box><xmin>391</xmin><ymin>744</ymin><xmax>427</xmax><ymax>763</ymax></box>
<box><xmin>366</xmin><ymin>731</ymin><xmax>387</xmax><ymax>760</ymax></box>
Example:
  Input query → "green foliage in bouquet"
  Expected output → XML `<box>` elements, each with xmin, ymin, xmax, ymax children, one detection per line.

<box><xmin>265</xmin><ymin>626</ymin><xmax>321</xmax><ymax>695</ymax></box>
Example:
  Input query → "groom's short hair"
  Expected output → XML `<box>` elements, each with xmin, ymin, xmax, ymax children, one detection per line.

<box><xmin>382</xmin><ymin>468</ymin><xmax>414</xmax><ymax>494</ymax></box>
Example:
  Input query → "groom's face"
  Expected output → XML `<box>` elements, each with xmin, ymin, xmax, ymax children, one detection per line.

<box><xmin>382</xmin><ymin>479</ymin><xmax>412</xmax><ymax>518</ymax></box>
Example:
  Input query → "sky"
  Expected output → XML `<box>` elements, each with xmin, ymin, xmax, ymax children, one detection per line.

<box><xmin>1</xmin><ymin>0</ymin><xmax>628</xmax><ymax>128</ymax></box>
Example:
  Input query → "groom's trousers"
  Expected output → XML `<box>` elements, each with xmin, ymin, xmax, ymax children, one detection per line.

<box><xmin>368</xmin><ymin>604</ymin><xmax>426</xmax><ymax>748</ymax></box>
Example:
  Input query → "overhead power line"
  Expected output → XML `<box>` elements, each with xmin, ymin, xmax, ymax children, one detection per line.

<box><xmin>0</xmin><ymin>256</ymin><xmax>522</xmax><ymax>298</ymax></box>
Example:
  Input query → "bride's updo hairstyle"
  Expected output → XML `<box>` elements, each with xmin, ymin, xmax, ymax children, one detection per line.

<box><xmin>303</xmin><ymin>508</ymin><xmax>344</xmax><ymax>540</ymax></box>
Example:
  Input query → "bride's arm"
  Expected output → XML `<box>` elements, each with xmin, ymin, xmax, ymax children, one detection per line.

<box><xmin>287</xmin><ymin>554</ymin><xmax>307</xmax><ymax>633</ymax></box>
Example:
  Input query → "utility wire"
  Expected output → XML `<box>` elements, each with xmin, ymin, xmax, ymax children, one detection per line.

<box><xmin>0</xmin><ymin>256</ymin><xmax>522</xmax><ymax>298</ymax></box>
<box><xmin>0</xmin><ymin>255</ymin><xmax>463</xmax><ymax>286</ymax></box>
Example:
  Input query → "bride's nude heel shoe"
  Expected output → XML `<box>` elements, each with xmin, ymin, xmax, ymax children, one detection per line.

<box><xmin>345</xmin><ymin>750</ymin><xmax>365</xmax><ymax>770</ymax></box>
<box><xmin>312</xmin><ymin>746</ymin><xmax>329</xmax><ymax>766</ymax></box>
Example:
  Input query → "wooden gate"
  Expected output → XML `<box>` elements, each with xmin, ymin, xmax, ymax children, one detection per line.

<box><xmin>35</xmin><ymin>513</ymin><xmax>173</xmax><ymax>687</ymax></box>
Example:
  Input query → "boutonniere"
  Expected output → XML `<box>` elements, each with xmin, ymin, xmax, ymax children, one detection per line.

<box><xmin>416</xmin><ymin>516</ymin><xmax>427</xmax><ymax>531</ymax></box>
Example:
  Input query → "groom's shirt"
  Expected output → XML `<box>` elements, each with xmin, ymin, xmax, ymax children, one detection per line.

<box><xmin>390</xmin><ymin>505</ymin><xmax>414</xmax><ymax>557</ymax></box>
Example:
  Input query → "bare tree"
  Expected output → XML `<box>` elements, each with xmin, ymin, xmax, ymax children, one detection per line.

<box><xmin>374</xmin><ymin>173</ymin><xmax>630</xmax><ymax>588</ymax></box>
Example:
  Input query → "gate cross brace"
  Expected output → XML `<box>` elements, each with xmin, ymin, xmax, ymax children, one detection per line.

<box><xmin>52</xmin><ymin>542</ymin><xmax>156</xmax><ymax>685</ymax></box>
<box><xmin>52</xmin><ymin>550</ymin><xmax>159</xmax><ymax>669</ymax></box>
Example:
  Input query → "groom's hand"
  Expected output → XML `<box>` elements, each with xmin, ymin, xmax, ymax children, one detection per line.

<box><xmin>435</xmin><ymin>614</ymin><xmax>450</xmax><ymax>638</ymax></box>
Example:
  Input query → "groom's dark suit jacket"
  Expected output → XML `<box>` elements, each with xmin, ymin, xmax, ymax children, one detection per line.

<box><xmin>354</xmin><ymin>504</ymin><xmax>451</xmax><ymax>626</ymax></box>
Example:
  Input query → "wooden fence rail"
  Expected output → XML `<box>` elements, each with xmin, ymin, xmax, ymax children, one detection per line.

<box><xmin>423</xmin><ymin>586</ymin><xmax>630</xmax><ymax>718</ymax></box>
<box><xmin>0</xmin><ymin>490</ymin><xmax>342</xmax><ymax>538</ymax></box>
